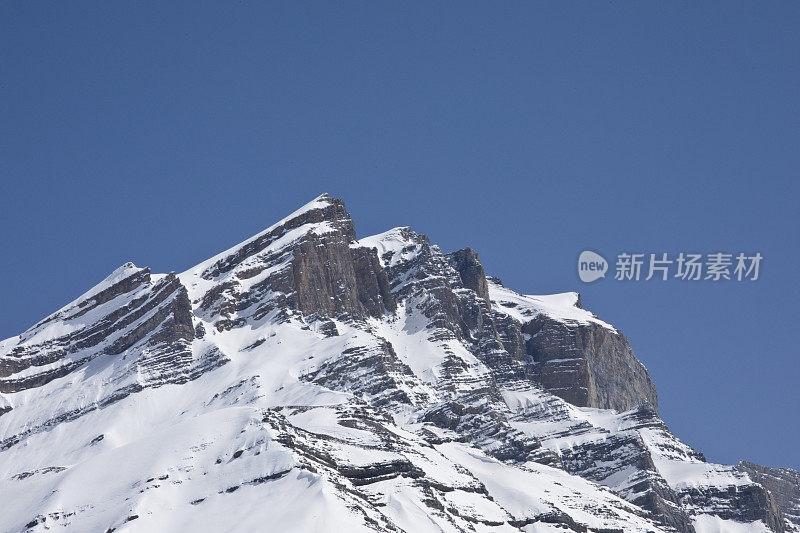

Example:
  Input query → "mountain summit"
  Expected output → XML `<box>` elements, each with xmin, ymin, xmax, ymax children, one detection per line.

<box><xmin>0</xmin><ymin>194</ymin><xmax>796</xmax><ymax>532</ymax></box>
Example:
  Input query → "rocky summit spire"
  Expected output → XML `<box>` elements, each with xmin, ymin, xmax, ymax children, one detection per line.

<box><xmin>179</xmin><ymin>194</ymin><xmax>396</xmax><ymax>331</ymax></box>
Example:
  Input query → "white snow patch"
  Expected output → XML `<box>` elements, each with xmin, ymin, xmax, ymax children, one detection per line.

<box><xmin>488</xmin><ymin>278</ymin><xmax>614</xmax><ymax>330</ymax></box>
<box><xmin>693</xmin><ymin>515</ymin><xmax>771</xmax><ymax>533</ymax></box>
<box><xmin>358</xmin><ymin>228</ymin><xmax>420</xmax><ymax>268</ymax></box>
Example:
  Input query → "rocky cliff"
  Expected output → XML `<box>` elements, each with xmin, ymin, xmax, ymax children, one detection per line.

<box><xmin>739</xmin><ymin>461</ymin><xmax>800</xmax><ymax>531</ymax></box>
<box><xmin>0</xmin><ymin>193</ymin><xmax>795</xmax><ymax>533</ymax></box>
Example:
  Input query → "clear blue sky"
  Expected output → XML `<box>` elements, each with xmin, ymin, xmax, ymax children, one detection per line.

<box><xmin>2</xmin><ymin>3</ymin><xmax>798</xmax><ymax>469</ymax></box>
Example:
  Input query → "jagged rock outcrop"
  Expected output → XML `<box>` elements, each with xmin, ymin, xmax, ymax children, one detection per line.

<box><xmin>0</xmin><ymin>264</ymin><xmax>200</xmax><ymax>394</ymax></box>
<box><xmin>488</xmin><ymin>277</ymin><xmax>659</xmax><ymax>412</ymax></box>
<box><xmin>739</xmin><ymin>461</ymin><xmax>800</xmax><ymax>531</ymax></box>
<box><xmin>184</xmin><ymin>194</ymin><xmax>395</xmax><ymax>332</ymax></box>
<box><xmin>0</xmin><ymin>193</ymin><xmax>794</xmax><ymax>533</ymax></box>
<box><xmin>448</xmin><ymin>247</ymin><xmax>491</xmax><ymax>304</ymax></box>
<box><xmin>522</xmin><ymin>315</ymin><xmax>659</xmax><ymax>412</ymax></box>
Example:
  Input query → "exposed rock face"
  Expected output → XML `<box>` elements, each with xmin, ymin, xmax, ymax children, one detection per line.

<box><xmin>546</xmin><ymin>404</ymin><xmax>696</xmax><ymax>532</ymax></box>
<box><xmin>523</xmin><ymin>316</ymin><xmax>659</xmax><ymax>412</ymax></box>
<box><xmin>186</xmin><ymin>194</ymin><xmax>395</xmax><ymax>332</ymax></box>
<box><xmin>739</xmin><ymin>461</ymin><xmax>800</xmax><ymax>531</ymax></box>
<box><xmin>0</xmin><ymin>194</ymin><xmax>794</xmax><ymax>533</ymax></box>
<box><xmin>287</xmin><ymin>233</ymin><xmax>396</xmax><ymax>319</ymax></box>
<box><xmin>486</xmin><ymin>276</ymin><xmax>659</xmax><ymax>413</ymax></box>
<box><xmin>358</xmin><ymin>224</ymin><xmax>659</xmax><ymax>414</ymax></box>
<box><xmin>0</xmin><ymin>265</ymin><xmax>200</xmax><ymax>394</ymax></box>
<box><xmin>448</xmin><ymin>247</ymin><xmax>490</xmax><ymax>304</ymax></box>
<box><xmin>679</xmin><ymin>482</ymin><xmax>786</xmax><ymax>532</ymax></box>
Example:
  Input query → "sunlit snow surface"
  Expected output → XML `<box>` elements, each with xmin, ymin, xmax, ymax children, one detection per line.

<box><xmin>487</xmin><ymin>278</ymin><xmax>614</xmax><ymax>331</ymax></box>
<box><xmin>0</xmin><ymin>314</ymin><xmax>660</xmax><ymax>532</ymax></box>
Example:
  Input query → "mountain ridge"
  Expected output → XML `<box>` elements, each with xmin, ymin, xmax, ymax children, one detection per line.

<box><xmin>0</xmin><ymin>193</ymin><xmax>796</xmax><ymax>532</ymax></box>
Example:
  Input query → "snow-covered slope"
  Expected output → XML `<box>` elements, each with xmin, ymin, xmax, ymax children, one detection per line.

<box><xmin>0</xmin><ymin>194</ymin><xmax>795</xmax><ymax>532</ymax></box>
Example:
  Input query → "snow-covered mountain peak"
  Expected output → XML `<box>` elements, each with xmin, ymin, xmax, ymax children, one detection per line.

<box><xmin>182</xmin><ymin>193</ymin><xmax>351</xmax><ymax>282</ymax></box>
<box><xmin>0</xmin><ymin>194</ymin><xmax>797</xmax><ymax>533</ymax></box>
<box><xmin>26</xmin><ymin>261</ymin><xmax>148</xmax><ymax>331</ymax></box>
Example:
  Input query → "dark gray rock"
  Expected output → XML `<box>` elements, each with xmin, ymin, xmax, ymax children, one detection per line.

<box><xmin>523</xmin><ymin>316</ymin><xmax>659</xmax><ymax>412</ymax></box>
<box><xmin>739</xmin><ymin>461</ymin><xmax>800</xmax><ymax>531</ymax></box>
<box><xmin>448</xmin><ymin>247</ymin><xmax>491</xmax><ymax>305</ymax></box>
<box><xmin>286</xmin><ymin>231</ymin><xmax>396</xmax><ymax>319</ymax></box>
<box><xmin>679</xmin><ymin>482</ymin><xmax>786</xmax><ymax>532</ymax></box>
<box><xmin>196</xmin><ymin>194</ymin><xmax>396</xmax><ymax>329</ymax></box>
<box><xmin>0</xmin><ymin>268</ymin><xmax>196</xmax><ymax>393</ymax></box>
